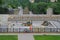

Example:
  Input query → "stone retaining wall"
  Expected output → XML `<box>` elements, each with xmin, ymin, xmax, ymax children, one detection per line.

<box><xmin>8</xmin><ymin>15</ymin><xmax>60</xmax><ymax>21</ymax></box>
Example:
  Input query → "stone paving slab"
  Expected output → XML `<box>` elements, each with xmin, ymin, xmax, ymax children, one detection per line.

<box><xmin>18</xmin><ymin>34</ymin><xmax>34</xmax><ymax>40</ymax></box>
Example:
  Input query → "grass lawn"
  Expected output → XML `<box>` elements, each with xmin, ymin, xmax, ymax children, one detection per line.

<box><xmin>0</xmin><ymin>35</ymin><xmax>18</xmax><ymax>40</ymax></box>
<box><xmin>34</xmin><ymin>35</ymin><xmax>60</xmax><ymax>40</ymax></box>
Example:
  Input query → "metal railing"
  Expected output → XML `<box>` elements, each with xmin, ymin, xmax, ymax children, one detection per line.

<box><xmin>0</xmin><ymin>28</ymin><xmax>60</xmax><ymax>33</ymax></box>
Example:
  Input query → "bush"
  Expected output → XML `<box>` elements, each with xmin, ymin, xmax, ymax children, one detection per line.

<box><xmin>29</xmin><ymin>2</ymin><xmax>47</xmax><ymax>14</ymax></box>
<box><xmin>0</xmin><ymin>7</ymin><xmax>9</xmax><ymax>14</ymax></box>
<box><xmin>35</xmin><ymin>0</ymin><xmax>50</xmax><ymax>3</ymax></box>
<box><xmin>46</xmin><ymin>2</ymin><xmax>60</xmax><ymax>15</ymax></box>
<box><xmin>58</xmin><ymin>0</ymin><xmax>60</xmax><ymax>2</ymax></box>
<box><xmin>19</xmin><ymin>0</ymin><xmax>30</xmax><ymax>9</ymax></box>
<box><xmin>0</xmin><ymin>0</ymin><xmax>2</xmax><ymax>5</ymax></box>
<box><xmin>49</xmin><ymin>3</ymin><xmax>60</xmax><ymax>15</ymax></box>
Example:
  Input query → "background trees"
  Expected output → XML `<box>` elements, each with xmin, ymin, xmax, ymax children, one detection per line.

<box><xmin>19</xmin><ymin>0</ymin><xmax>30</xmax><ymax>8</ymax></box>
<box><xmin>53</xmin><ymin>3</ymin><xmax>60</xmax><ymax>15</ymax></box>
<box><xmin>29</xmin><ymin>2</ymin><xmax>47</xmax><ymax>14</ymax></box>
<box><xmin>0</xmin><ymin>0</ymin><xmax>2</xmax><ymax>5</ymax></box>
<box><xmin>0</xmin><ymin>0</ymin><xmax>9</xmax><ymax>14</ymax></box>
<box><xmin>57</xmin><ymin>0</ymin><xmax>60</xmax><ymax>2</ymax></box>
<box><xmin>35</xmin><ymin>0</ymin><xmax>50</xmax><ymax>3</ymax></box>
<box><xmin>30</xmin><ymin>0</ymin><xmax>60</xmax><ymax>14</ymax></box>
<box><xmin>0</xmin><ymin>0</ymin><xmax>60</xmax><ymax>14</ymax></box>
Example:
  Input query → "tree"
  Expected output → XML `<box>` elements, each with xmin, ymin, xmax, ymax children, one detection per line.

<box><xmin>37</xmin><ymin>2</ymin><xmax>47</xmax><ymax>14</ymax></box>
<box><xmin>53</xmin><ymin>3</ymin><xmax>60</xmax><ymax>14</ymax></box>
<box><xmin>0</xmin><ymin>0</ymin><xmax>10</xmax><ymax>14</ymax></box>
<box><xmin>35</xmin><ymin>0</ymin><xmax>50</xmax><ymax>3</ymax></box>
<box><xmin>29</xmin><ymin>2</ymin><xmax>47</xmax><ymax>14</ymax></box>
<box><xmin>31</xmin><ymin>3</ymin><xmax>40</xmax><ymax>14</ymax></box>
<box><xmin>47</xmin><ymin>2</ymin><xmax>60</xmax><ymax>15</ymax></box>
<box><xmin>0</xmin><ymin>0</ymin><xmax>2</xmax><ymax>5</ymax></box>
<box><xmin>57</xmin><ymin>0</ymin><xmax>60</xmax><ymax>2</ymax></box>
<box><xmin>19</xmin><ymin>0</ymin><xmax>30</xmax><ymax>8</ymax></box>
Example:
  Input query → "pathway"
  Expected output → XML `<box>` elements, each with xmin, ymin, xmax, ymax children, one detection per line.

<box><xmin>18</xmin><ymin>34</ymin><xmax>34</xmax><ymax>40</ymax></box>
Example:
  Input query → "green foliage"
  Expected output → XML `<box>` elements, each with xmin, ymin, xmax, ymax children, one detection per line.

<box><xmin>2</xmin><ymin>0</ymin><xmax>30</xmax><ymax>9</ymax></box>
<box><xmin>29</xmin><ymin>3</ymin><xmax>39</xmax><ymax>14</ymax></box>
<box><xmin>35</xmin><ymin>0</ymin><xmax>50</xmax><ymax>3</ymax></box>
<box><xmin>29</xmin><ymin>2</ymin><xmax>47</xmax><ymax>14</ymax></box>
<box><xmin>0</xmin><ymin>7</ymin><xmax>9</xmax><ymax>14</ymax></box>
<box><xmin>7</xmin><ymin>0</ymin><xmax>19</xmax><ymax>9</ymax></box>
<box><xmin>46</xmin><ymin>2</ymin><xmax>60</xmax><ymax>15</ymax></box>
<box><xmin>37</xmin><ymin>2</ymin><xmax>47</xmax><ymax>14</ymax></box>
<box><xmin>19</xmin><ymin>0</ymin><xmax>30</xmax><ymax>9</ymax></box>
<box><xmin>53</xmin><ymin>3</ymin><xmax>60</xmax><ymax>14</ymax></box>
<box><xmin>1</xmin><ymin>0</ymin><xmax>60</xmax><ymax>15</ymax></box>
<box><xmin>0</xmin><ymin>0</ymin><xmax>2</xmax><ymax>4</ymax></box>
<box><xmin>57</xmin><ymin>0</ymin><xmax>60</xmax><ymax>2</ymax></box>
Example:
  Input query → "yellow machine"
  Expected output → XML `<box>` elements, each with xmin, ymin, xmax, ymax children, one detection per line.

<box><xmin>23</xmin><ymin>20</ymin><xmax>32</xmax><ymax>26</ymax></box>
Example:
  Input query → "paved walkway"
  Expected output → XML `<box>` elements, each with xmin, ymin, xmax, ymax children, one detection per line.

<box><xmin>18</xmin><ymin>34</ymin><xmax>34</xmax><ymax>40</ymax></box>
